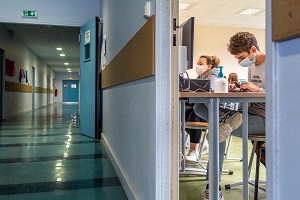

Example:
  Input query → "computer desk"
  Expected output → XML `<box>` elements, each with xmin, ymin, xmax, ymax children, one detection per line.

<box><xmin>179</xmin><ymin>92</ymin><xmax>265</xmax><ymax>200</ymax></box>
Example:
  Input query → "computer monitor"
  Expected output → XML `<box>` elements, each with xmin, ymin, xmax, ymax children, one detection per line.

<box><xmin>178</xmin><ymin>17</ymin><xmax>195</xmax><ymax>70</ymax></box>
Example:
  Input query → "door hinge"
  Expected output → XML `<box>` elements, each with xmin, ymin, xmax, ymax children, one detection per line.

<box><xmin>173</xmin><ymin>18</ymin><xmax>179</xmax><ymax>31</ymax></box>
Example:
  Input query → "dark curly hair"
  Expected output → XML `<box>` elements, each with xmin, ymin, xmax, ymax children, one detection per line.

<box><xmin>227</xmin><ymin>32</ymin><xmax>260</xmax><ymax>55</ymax></box>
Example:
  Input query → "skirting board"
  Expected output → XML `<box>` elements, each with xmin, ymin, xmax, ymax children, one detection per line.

<box><xmin>101</xmin><ymin>134</ymin><xmax>140</xmax><ymax>200</ymax></box>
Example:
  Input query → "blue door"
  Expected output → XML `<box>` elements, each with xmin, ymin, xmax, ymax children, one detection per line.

<box><xmin>62</xmin><ymin>80</ymin><xmax>79</xmax><ymax>102</ymax></box>
<box><xmin>80</xmin><ymin>17</ymin><xmax>102</xmax><ymax>138</ymax></box>
<box><xmin>0</xmin><ymin>49</ymin><xmax>3</xmax><ymax>119</ymax></box>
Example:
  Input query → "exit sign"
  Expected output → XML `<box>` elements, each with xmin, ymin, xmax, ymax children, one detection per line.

<box><xmin>22</xmin><ymin>10</ymin><xmax>38</xmax><ymax>18</ymax></box>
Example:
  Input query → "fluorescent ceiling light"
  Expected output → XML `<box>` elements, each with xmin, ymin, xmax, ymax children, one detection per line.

<box><xmin>68</xmin><ymin>71</ymin><xmax>72</xmax><ymax>73</ymax></box>
<box><xmin>60</xmin><ymin>54</ymin><xmax>65</xmax><ymax>57</ymax></box>
<box><xmin>179</xmin><ymin>3</ymin><xmax>190</xmax><ymax>10</ymax></box>
<box><xmin>64</xmin><ymin>63</ymin><xmax>69</xmax><ymax>65</ymax></box>
<box><xmin>239</xmin><ymin>8</ymin><xmax>261</xmax><ymax>15</ymax></box>
<box><xmin>67</xmin><ymin>68</ymin><xmax>71</xmax><ymax>70</ymax></box>
<box><xmin>56</xmin><ymin>47</ymin><xmax>62</xmax><ymax>50</ymax></box>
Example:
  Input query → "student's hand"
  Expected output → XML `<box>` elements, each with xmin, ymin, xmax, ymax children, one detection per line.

<box><xmin>240</xmin><ymin>82</ymin><xmax>259</xmax><ymax>92</ymax></box>
<box><xmin>228</xmin><ymin>84</ymin><xmax>237</xmax><ymax>91</ymax></box>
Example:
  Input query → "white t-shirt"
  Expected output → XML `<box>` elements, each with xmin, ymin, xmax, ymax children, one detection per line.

<box><xmin>248</xmin><ymin>61</ymin><xmax>266</xmax><ymax>117</ymax></box>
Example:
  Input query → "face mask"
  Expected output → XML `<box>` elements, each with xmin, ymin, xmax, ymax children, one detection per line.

<box><xmin>196</xmin><ymin>65</ymin><xmax>206</xmax><ymax>76</ymax></box>
<box><xmin>239</xmin><ymin>53</ymin><xmax>256</xmax><ymax>67</ymax></box>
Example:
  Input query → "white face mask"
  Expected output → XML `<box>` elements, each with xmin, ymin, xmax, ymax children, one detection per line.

<box><xmin>239</xmin><ymin>53</ymin><xmax>256</xmax><ymax>67</ymax></box>
<box><xmin>196</xmin><ymin>65</ymin><xmax>206</xmax><ymax>76</ymax></box>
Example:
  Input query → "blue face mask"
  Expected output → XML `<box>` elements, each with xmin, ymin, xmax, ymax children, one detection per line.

<box><xmin>239</xmin><ymin>53</ymin><xmax>256</xmax><ymax>67</ymax></box>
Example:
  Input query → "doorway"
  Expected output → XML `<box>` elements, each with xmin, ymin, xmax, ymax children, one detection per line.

<box><xmin>0</xmin><ymin>48</ymin><xmax>3</xmax><ymax>119</ymax></box>
<box><xmin>62</xmin><ymin>80</ymin><xmax>79</xmax><ymax>103</ymax></box>
<box><xmin>32</xmin><ymin>66</ymin><xmax>35</xmax><ymax>109</ymax></box>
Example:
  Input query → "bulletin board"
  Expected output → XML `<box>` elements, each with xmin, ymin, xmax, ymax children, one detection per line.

<box><xmin>272</xmin><ymin>0</ymin><xmax>300</xmax><ymax>41</ymax></box>
<box><xmin>101</xmin><ymin>15</ymin><xmax>155</xmax><ymax>89</ymax></box>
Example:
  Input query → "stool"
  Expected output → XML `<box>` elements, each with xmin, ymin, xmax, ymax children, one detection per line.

<box><xmin>224</xmin><ymin>135</ymin><xmax>243</xmax><ymax>161</ymax></box>
<box><xmin>225</xmin><ymin>134</ymin><xmax>266</xmax><ymax>200</ymax></box>
<box><xmin>185</xmin><ymin>121</ymin><xmax>233</xmax><ymax>175</ymax></box>
<box><xmin>185</xmin><ymin>121</ymin><xmax>209</xmax><ymax>170</ymax></box>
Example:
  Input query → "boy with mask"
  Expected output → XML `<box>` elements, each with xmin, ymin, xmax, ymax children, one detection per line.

<box><xmin>198</xmin><ymin>32</ymin><xmax>266</xmax><ymax>200</ymax></box>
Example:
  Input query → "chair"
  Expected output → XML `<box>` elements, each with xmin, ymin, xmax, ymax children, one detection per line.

<box><xmin>225</xmin><ymin>134</ymin><xmax>266</xmax><ymax>200</ymax></box>
<box><xmin>223</xmin><ymin>103</ymin><xmax>243</xmax><ymax>161</ymax></box>
<box><xmin>224</xmin><ymin>135</ymin><xmax>243</xmax><ymax>161</ymax></box>
<box><xmin>184</xmin><ymin>121</ymin><xmax>233</xmax><ymax>175</ymax></box>
<box><xmin>180</xmin><ymin>121</ymin><xmax>209</xmax><ymax>175</ymax></box>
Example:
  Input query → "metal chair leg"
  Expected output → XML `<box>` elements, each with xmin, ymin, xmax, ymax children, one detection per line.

<box><xmin>224</xmin><ymin>135</ymin><xmax>242</xmax><ymax>161</ymax></box>
<box><xmin>254</xmin><ymin>145</ymin><xmax>262</xmax><ymax>200</ymax></box>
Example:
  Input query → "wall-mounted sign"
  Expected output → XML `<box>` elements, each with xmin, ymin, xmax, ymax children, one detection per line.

<box><xmin>63</xmin><ymin>83</ymin><xmax>68</xmax><ymax>88</ymax></box>
<box><xmin>71</xmin><ymin>84</ymin><xmax>76</xmax><ymax>88</ymax></box>
<box><xmin>85</xmin><ymin>30</ymin><xmax>90</xmax><ymax>44</ymax></box>
<box><xmin>22</xmin><ymin>10</ymin><xmax>38</xmax><ymax>18</ymax></box>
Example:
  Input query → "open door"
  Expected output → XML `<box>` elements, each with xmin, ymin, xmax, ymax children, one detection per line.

<box><xmin>0</xmin><ymin>49</ymin><xmax>3</xmax><ymax>120</ymax></box>
<box><xmin>79</xmin><ymin>17</ymin><xmax>102</xmax><ymax>139</ymax></box>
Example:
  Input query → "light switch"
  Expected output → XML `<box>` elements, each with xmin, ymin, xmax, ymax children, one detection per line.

<box><xmin>144</xmin><ymin>2</ymin><xmax>151</xmax><ymax>19</ymax></box>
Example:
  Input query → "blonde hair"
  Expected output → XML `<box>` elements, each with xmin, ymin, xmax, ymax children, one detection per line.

<box><xmin>228</xmin><ymin>73</ymin><xmax>239</xmax><ymax>84</ymax></box>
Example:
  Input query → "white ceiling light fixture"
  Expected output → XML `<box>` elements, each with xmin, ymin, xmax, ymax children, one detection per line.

<box><xmin>67</xmin><ymin>68</ymin><xmax>71</xmax><ymax>71</ymax></box>
<box><xmin>60</xmin><ymin>54</ymin><xmax>65</xmax><ymax>57</ymax></box>
<box><xmin>239</xmin><ymin>8</ymin><xmax>262</xmax><ymax>16</ymax></box>
<box><xmin>179</xmin><ymin>3</ymin><xmax>190</xmax><ymax>10</ymax></box>
<box><xmin>64</xmin><ymin>63</ymin><xmax>69</xmax><ymax>65</ymax></box>
<box><xmin>56</xmin><ymin>47</ymin><xmax>62</xmax><ymax>50</ymax></box>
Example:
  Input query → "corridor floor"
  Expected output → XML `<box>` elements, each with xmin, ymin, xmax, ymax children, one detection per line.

<box><xmin>0</xmin><ymin>103</ymin><xmax>127</xmax><ymax>200</ymax></box>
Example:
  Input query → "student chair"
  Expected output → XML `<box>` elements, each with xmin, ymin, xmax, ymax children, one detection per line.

<box><xmin>224</xmin><ymin>135</ymin><xmax>243</xmax><ymax>161</ymax></box>
<box><xmin>185</xmin><ymin>121</ymin><xmax>233</xmax><ymax>175</ymax></box>
<box><xmin>225</xmin><ymin>134</ymin><xmax>266</xmax><ymax>200</ymax></box>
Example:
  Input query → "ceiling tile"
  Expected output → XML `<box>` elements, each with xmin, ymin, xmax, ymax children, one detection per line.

<box><xmin>225</xmin><ymin>0</ymin><xmax>253</xmax><ymax>7</ymax></box>
<box><xmin>179</xmin><ymin>0</ymin><xmax>201</xmax><ymax>3</ymax></box>
<box><xmin>248</xmin><ymin>0</ymin><xmax>265</xmax><ymax>9</ymax></box>
<box><xmin>197</xmin><ymin>0</ymin><xmax>230</xmax><ymax>5</ymax></box>
<box><xmin>189</xmin><ymin>3</ymin><xmax>221</xmax><ymax>12</ymax></box>
<box><xmin>213</xmin><ymin>6</ymin><xmax>244</xmax><ymax>14</ymax></box>
<box><xmin>181</xmin><ymin>10</ymin><xmax>211</xmax><ymax>18</ymax></box>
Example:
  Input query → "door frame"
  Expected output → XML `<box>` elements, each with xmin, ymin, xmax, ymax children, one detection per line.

<box><xmin>0</xmin><ymin>48</ymin><xmax>4</xmax><ymax>120</ymax></box>
<box><xmin>32</xmin><ymin>66</ymin><xmax>35</xmax><ymax>109</ymax></box>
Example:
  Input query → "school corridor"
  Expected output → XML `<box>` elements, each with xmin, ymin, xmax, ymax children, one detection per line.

<box><xmin>0</xmin><ymin>103</ymin><xmax>127</xmax><ymax>200</ymax></box>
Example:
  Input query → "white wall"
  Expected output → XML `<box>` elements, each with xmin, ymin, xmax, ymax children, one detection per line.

<box><xmin>0</xmin><ymin>24</ymin><xmax>54</xmax><ymax>119</ymax></box>
<box><xmin>187</xmin><ymin>25</ymin><xmax>265</xmax><ymax>80</ymax></box>
<box><xmin>54</xmin><ymin>72</ymin><xmax>80</xmax><ymax>103</ymax></box>
<box><xmin>101</xmin><ymin>0</ymin><xmax>172</xmax><ymax>199</ymax></box>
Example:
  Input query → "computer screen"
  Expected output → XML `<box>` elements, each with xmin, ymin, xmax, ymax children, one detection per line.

<box><xmin>178</xmin><ymin>17</ymin><xmax>195</xmax><ymax>69</ymax></box>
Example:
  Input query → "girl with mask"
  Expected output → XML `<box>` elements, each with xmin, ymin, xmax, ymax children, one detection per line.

<box><xmin>195</xmin><ymin>55</ymin><xmax>220</xmax><ymax>91</ymax></box>
<box><xmin>185</xmin><ymin>55</ymin><xmax>220</xmax><ymax>162</ymax></box>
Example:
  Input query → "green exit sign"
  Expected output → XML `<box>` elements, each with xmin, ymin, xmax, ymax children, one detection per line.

<box><xmin>22</xmin><ymin>10</ymin><xmax>38</xmax><ymax>18</ymax></box>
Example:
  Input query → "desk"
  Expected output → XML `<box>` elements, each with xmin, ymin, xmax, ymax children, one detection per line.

<box><xmin>179</xmin><ymin>92</ymin><xmax>265</xmax><ymax>200</ymax></box>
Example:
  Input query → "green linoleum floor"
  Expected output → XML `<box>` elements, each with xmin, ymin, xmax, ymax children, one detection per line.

<box><xmin>180</xmin><ymin>137</ymin><xmax>266</xmax><ymax>200</ymax></box>
<box><xmin>0</xmin><ymin>103</ymin><xmax>127</xmax><ymax>200</ymax></box>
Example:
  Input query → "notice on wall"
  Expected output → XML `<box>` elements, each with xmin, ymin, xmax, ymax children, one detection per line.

<box><xmin>85</xmin><ymin>30</ymin><xmax>90</xmax><ymax>44</ymax></box>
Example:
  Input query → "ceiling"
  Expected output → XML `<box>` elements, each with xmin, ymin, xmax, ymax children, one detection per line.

<box><xmin>1</xmin><ymin>1</ymin><xmax>265</xmax><ymax>73</ymax></box>
<box><xmin>3</xmin><ymin>23</ymin><xmax>80</xmax><ymax>73</ymax></box>
<box><xmin>179</xmin><ymin>0</ymin><xmax>265</xmax><ymax>29</ymax></box>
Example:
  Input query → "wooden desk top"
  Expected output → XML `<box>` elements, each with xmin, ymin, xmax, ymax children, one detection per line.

<box><xmin>179</xmin><ymin>92</ymin><xmax>265</xmax><ymax>98</ymax></box>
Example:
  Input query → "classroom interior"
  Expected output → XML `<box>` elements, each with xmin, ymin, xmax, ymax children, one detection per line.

<box><xmin>178</xmin><ymin>1</ymin><xmax>266</xmax><ymax>199</ymax></box>
<box><xmin>0</xmin><ymin>0</ymin><xmax>279</xmax><ymax>199</ymax></box>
